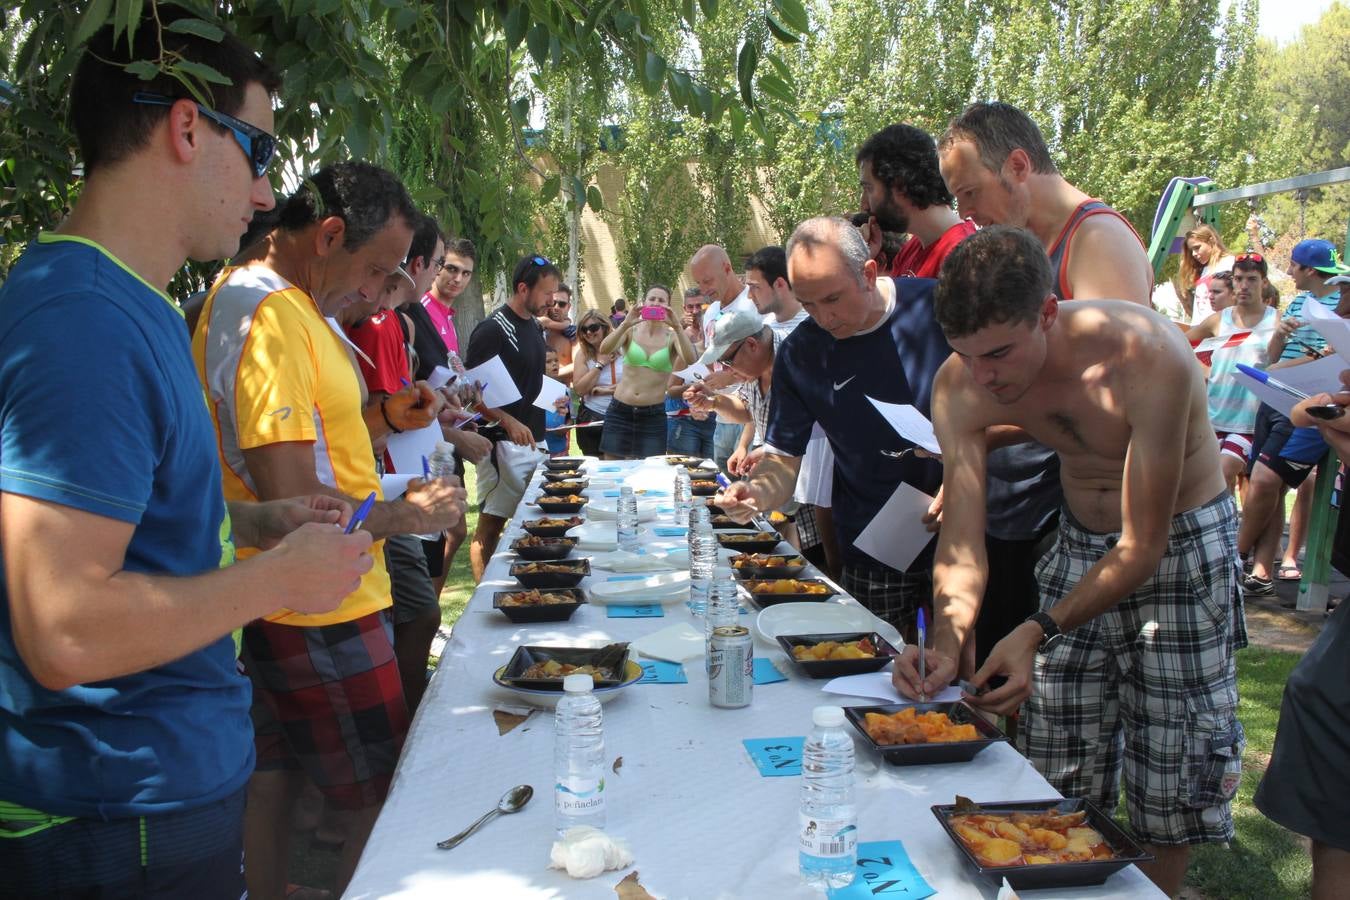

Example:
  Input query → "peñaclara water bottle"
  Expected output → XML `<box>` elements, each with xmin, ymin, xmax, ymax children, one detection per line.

<box><xmin>799</xmin><ymin>705</ymin><xmax>857</xmax><ymax>890</ymax></box>
<box><xmin>617</xmin><ymin>484</ymin><xmax>640</xmax><ymax>553</ymax></box>
<box><xmin>687</xmin><ymin>505</ymin><xmax>715</xmax><ymax>619</ymax></box>
<box><xmin>673</xmin><ymin>470</ymin><xmax>692</xmax><ymax>525</ymax></box>
<box><xmin>554</xmin><ymin>673</ymin><xmax>606</xmax><ymax>836</ymax></box>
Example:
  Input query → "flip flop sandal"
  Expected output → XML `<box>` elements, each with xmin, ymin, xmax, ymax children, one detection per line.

<box><xmin>1276</xmin><ymin>565</ymin><xmax>1302</xmax><ymax>581</ymax></box>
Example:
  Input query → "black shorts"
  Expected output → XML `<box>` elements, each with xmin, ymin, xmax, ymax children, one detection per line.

<box><xmin>1252</xmin><ymin>405</ymin><xmax>1316</xmax><ymax>488</ymax></box>
<box><xmin>387</xmin><ymin>533</ymin><xmax>440</xmax><ymax>624</ymax></box>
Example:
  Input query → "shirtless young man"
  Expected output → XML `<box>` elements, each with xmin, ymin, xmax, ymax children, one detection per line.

<box><xmin>893</xmin><ymin>227</ymin><xmax>1245</xmax><ymax>897</ymax></box>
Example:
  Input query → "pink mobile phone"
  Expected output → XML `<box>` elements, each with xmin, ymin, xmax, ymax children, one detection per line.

<box><xmin>640</xmin><ymin>306</ymin><xmax>664</xmax><ymax>321</ymax></box>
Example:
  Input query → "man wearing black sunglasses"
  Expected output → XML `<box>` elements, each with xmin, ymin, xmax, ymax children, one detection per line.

<box><xmin>538</xmin><ymin>282</ymin><xmax>577</xmax><ymax>384</ymax></box>
<box><xmin>0</xmin><ymin>8</ymin><xmax>376</xmax><ymax>900</ymax></box>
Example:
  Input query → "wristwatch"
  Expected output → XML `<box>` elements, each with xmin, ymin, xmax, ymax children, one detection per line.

<box><xmin>1026</xmin><ymin>611</ymin><xmax>1064</xmax><ymax>653</ymax></box>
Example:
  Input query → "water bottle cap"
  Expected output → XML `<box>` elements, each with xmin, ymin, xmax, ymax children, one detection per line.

<box><xmin>563</xmin><ymin>673</ymin><xmax>595</xmax><ymax>692</ymax></box>
<box><xmin>812</xmin><ymin>705</ymin><xmax>845</xmax><ymax>727</ymax></box>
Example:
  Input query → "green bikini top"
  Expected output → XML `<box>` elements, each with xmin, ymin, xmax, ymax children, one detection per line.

<box><xmin>624</xmin><ymin>337</ymin><xmax>674</xmax><ymax>373</ymax></box>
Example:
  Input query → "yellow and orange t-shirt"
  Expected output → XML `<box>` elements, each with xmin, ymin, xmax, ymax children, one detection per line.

<box><xmin>192</xmin><ymin>264</ymin><xmax>389</xmax><ymax>626</ymax></box>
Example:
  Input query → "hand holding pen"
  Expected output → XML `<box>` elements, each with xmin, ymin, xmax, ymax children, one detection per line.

<box><xmin>1235</xmin><ymin>364</ymin><xmax>1346</xmax><ymax>420</ymax></box>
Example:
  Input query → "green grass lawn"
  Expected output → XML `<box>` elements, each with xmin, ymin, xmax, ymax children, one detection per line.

<box><xmin>1185</xmin><ymin>646</ymin><xmax>1312</xmax><ymax>899</ymax></box>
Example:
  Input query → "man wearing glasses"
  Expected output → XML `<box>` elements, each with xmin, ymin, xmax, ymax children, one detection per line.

<box><xmin>422</xmin><ymin>237</ymin><xmax>477</xmax><ymax>356</ymax></box>
<box><xmin>0</xmin><ymin>10</ymin><xmax>376</xmax><ymax>898</ymax></box>
<box><xmin>538</xmin><ymin>283</ymin><xmax>577</xmax><ymax>385</ymax></box>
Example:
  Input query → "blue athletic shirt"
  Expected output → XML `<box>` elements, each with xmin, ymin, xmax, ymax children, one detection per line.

<box><xmin>0</xmin><ymin>235</ymin><xmax>252</xmax><ymax>819</ymax></box>
<box><xmin>764</xmin><ymin>277</ymin><xmax>947</xmax><ymax>568</ymax></box>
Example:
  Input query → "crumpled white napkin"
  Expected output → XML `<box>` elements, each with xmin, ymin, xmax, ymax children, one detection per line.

<box><xmin>547</xmin><ymin>825</ymin><xmax>634</xmax><ymax>879</ymax></box>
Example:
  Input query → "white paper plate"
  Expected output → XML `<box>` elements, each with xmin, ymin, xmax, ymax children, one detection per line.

<box><xmin>754</xmin><ymin>599</ymin><xmax>903</xmax><ymax>650</ymax></box>
<box><xmin>589</xmin><ymin>550</ymin><xmax>683</xmax><ymax>573</ymax></box>
<box><xmin>568</xmin><ymin>522</ymin><xmax>647</xmax><ymax>551</ymax></box>
<box><xmin>589</xmin><ymin>571</ymin><xmax>691</xmax><ymax>605</ymax></box>
<box><xmin>657</xmin><ymin>546</ymin><xmax>737</xmax><ymax>567</ymax></box>
<box><xmin>584</xmin><ymin>501</ymin><xmax>664</xmax><ymax>522</ymax></box>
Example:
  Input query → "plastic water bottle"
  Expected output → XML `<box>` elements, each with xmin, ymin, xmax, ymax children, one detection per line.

<box><xmin>673</xmin><ymin>470</ymin><xmax>692</xmax><ymax>525</ymax></box>
<box><xmin>427</xmin><ymin>441</ymin><xmax>457</xmax><ymax>480</ymax></box>
<box><xmin>415</xmin><ymin>441</ymin><xmax>458</xmax><ymax>539</ymax></box>
<box><xmin>706</xmin><ymin>572</ymin><xmax>740</xmax><ymax>636</ymax></box>
<box><xmin>687</xmin><ymin>505</ymin><xmax>715</xmax><ymax>618</ymax></box>
<box><xmin>617</xmin><ymin>484</ymin><xmax>640</xmax><ymax>553</ymax></box>
<box><xmin>799</xmin><ymin>706</ymin><xmax>857</xmax><ymax>890</ymax></box>
<box><xmin>554</xmin><ymin>673</ymin><xmax>606</xmax><ymax>836</ymax></box>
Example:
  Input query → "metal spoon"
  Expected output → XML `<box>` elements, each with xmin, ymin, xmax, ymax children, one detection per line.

<box><xmin>436</xmin><ymin>784</ymin><xmax>533</xmax><ymax>850</ymax></box>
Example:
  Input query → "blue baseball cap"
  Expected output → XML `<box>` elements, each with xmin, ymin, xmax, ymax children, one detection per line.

<box><xmin>1291</xmin><ymin>239</ymin><xmax>1350</xmax><ymax>275</ymax></box>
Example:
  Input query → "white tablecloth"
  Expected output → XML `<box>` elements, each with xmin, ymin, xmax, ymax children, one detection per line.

<box><xmin>346</xmin><ymin>460</ymin><xmax>1163</xmax><ymax>899</ymax></box>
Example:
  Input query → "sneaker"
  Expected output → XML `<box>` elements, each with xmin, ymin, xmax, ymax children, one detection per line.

<box><xmin>1243</xmin><ymin>574</ymin><xmax>1275</xmax><ymax>597</ymax></box>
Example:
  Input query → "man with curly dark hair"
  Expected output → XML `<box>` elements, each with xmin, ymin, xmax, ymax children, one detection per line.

<box><xmin>856</xmin><ymin>123</ymin><xmax>976</xmax><ymax>279</ymax></box>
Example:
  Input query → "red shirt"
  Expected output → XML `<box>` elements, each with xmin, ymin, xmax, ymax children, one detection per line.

<box><xmin>346</xmin><ymin>311</ymin><xmax>407</xmax><ymax>396</ymax></box>
<box><xmin>889</xmin><ymin>219</ymin><xmax>978</xmax><ymax>279</ymax></box>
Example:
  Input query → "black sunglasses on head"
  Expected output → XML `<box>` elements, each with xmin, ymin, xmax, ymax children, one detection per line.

<box><xmin>132</xmin><ymin>91</ymin><xmax>276</xmax><ymax>178</ymax></box>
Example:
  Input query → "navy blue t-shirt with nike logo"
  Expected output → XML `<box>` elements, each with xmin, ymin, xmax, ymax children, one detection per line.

<box><xmin>764</xmin><ymin>277</ymin><xmax>949</xmax><ymax>569</ymax></box>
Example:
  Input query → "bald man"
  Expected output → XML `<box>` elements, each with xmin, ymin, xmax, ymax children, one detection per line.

<box><xmin>688</xmin><ymin>244</ymin><xmax>756</xmax><ymax>472</ymax></box>
<box><xmin>715</xmin><ymin>217</ymin><xmax>950</xmax><ymax>636</ymax></box>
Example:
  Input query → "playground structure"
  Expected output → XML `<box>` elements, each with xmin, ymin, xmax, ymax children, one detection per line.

<box><xmin>1149</xmin><ymin>167</ymin><xmax>1350</xmax><ymax>612</ymax></box>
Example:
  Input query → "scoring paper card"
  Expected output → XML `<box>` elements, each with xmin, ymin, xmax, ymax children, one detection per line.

<box><xmin>608</xmin><ymin>604</ymin><xmax>664</xmax><ymax>619</ymax></box>
<box><xmin>636</xmin><ymin>660</ymin><xmax>687</xmax><ymax>683</ymax></box>
<box><xmin>826</xmin><ymin>840</ymin><xmax>935</xmax><ymax>900</ymax></box>
<box><xmin>743</xmin><ymin>737</ymin><xmax>804</xmax><ymax>776</ymax></box>
<box><xmin>751</xmin><ymin>658</ymin><xmax>787</xmax><ymax>684</ymax></box>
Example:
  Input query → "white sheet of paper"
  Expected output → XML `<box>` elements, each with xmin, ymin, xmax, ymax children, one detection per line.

<box><xmin>385</xmin><ymin>420</ymin><xmax>444</xmax><ymax>477</ymax></box>
<box><xmin>865</xmin><ymin>397</ymin><xmax>942</xmax><ymax>455</ymax></box>
<box><xmin>852</xmin><ymin>482</ymin><xmax>936</xmax><ymax>572</ymax></box>
<box><xmin>1235</xmin><ymin>356</ymin><xmax>1345</xmax><ymax>416</ymax></box>
<box><xmin>379</xmin><ymin>473</ymin><xmax>418</xmax><ymax>500</ymax></box>
<box><xmin>630</xmin><ymin>622</ymin><xmax>706</xmax><ymax>663</ymax></box>
<box><xmin>425</xmin><ymin>365</ymin><xmax>456</xmax><ymax>390</ymax></box>
<box><xmin>1300</xmin><ymin>299</ymin><xmax>1350</xmax><ymax>362</ymax></box>
<box><xmin>531</xmin><ymin>375</ymin><xmax>569</xmax><ymax>412</ymax></box>
<box><xmin>462</xmin><ymin>356</ymin><xmax>522</xmax><ymax>408</ymax></box>
<box><xmin>673</xmin><ymin>361</ymin><xmax>710</xmax><ymax>382</ymax></box>
<box><xmin>819</xmin><ymin>671</ymin><xmax>963</xmax><ymax>704</ymax></box>
<box><xmin>1271</xmin><ymin>354</ymin><xmax>1347</xmax><ymax>394</ymax></box>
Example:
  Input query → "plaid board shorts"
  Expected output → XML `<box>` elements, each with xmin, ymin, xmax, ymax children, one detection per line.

<box><xmin>1019</xmin><ymin>492</ymin><xmax>1248</xmax><ymax>845</ymax></box>
<box><xmin>240</xmin><ymin>610</ymin><xmax>409</xmax><ymax>810</ymax></box>
<box><xmin>841</xmin><ymin>562</ymin><xmax>929</xmax><ymax>633</ymax></box>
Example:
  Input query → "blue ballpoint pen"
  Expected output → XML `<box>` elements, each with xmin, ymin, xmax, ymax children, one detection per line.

<box><xmin>917</xmin><ymin>608</ymin><xmax>927</xmax><ymax>703</ymax></box>
<box><xmin>1235</xmin><ymin>364</ymin><xmax>1346</xmax><ymax>420</ymax></box>
<box><xmin>422</xmin><ymin>455</ymin><xmax>431</xmax><ymax>479</ymax></box>
<box><xmin>345</xmin><ymin>491</ymin><xmax>377</xmax><ymax>534</ymax></box>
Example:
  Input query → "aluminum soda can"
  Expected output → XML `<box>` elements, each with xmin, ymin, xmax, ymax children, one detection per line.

<box><xmin>709</xmin><ymin>624</ymin><xmax>753</xmax><ymax>708</ymax></box>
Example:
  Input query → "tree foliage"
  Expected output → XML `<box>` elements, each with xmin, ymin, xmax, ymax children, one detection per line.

<box><xmin>0</xmin><ymin>0</ymin><xmax>806</xmax><ymax>303</ymax></box>
<box><xmin>1253</xmin><ymin>2</ymin><xmax>1350</xmax><ymax>249</ymax></box>
<box><xmin>2</xmin><ymin>0</ymin><xmax>1341</xmax><ymax>304</ymax></box>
